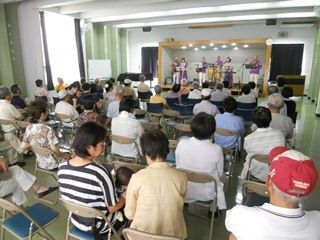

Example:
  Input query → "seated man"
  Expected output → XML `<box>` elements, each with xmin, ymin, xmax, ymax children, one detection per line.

<box><xmin>105</xmin><ymin>85</ymin><xmax>124</xmax><ymax>126</ymax></box>
<box><xmin>10</xmin><ymin>84</ymin><xmax>28</xmax><ymax>112</ymax></box>
<box><xmin>210</xmin><ymin>82</ymin><xmax>228</xmax><ymax>102</ymax></box>
<box><xmin>237</xmin><ymin>84</ymin><xmax>256</xmax><ymax>104</ymax></box>
<box><xmin>137</xmin><ymin>74</ymin><xmax>152</xmax><ymax>93</ymax></box>
<box><xmin>240</xmin><ymin>107</ymin><xmax>286</xmax><ymax>181</ymax></box>
<box><xmin>193</xmin><ymin>88</ymin><xmax>219</xmax><ymax>116</ymax></box>
<box><xmin>125</xmin><ymin>129</ymin><xmax>187</xmax><ymax>239</ymax></box>
<box><xmin>252</xmin><ymin>93</ymin><xmax>294</xmax><ymax>139</ymax></box>
<box><xmin>123</xmin><ymin>79</ymin><xmax>137</xmax><ymax>101</ymax></box>
<box><xmin>54</xmin><ymin>90</ymin><xmax>79</xmax><ymax>127</ymax></box>
<box><xmin>188</xmin><ymin>81</ymin><xmax>202</xmax><ymax>99</ymax></box>
<box><xmin>260</xmin><ymin>85</ymin><xmax>287</xmax><ymax>116</ymax></box>
<box><xmin>222</xmin><ymin>80</ymin><xmax>231</xmax><ymax>97</ymax></box>
<box><xmin>111</xmin><ymin>98</ymin><xmax>144</xmax><ymax>158</ymax></box>
<box><xmin>226</xmin><ymin>146</ymin><xmax>319</xmax><ymax>240</ymax></box>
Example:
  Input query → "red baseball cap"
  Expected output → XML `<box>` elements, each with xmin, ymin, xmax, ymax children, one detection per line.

<box><xmin>269</xmin><ymin>146</ymin><xmax>318</xmax><ymax>197</ymax></box>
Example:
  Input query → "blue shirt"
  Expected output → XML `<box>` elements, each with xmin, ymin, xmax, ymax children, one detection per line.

<box><xmin>214</xmin><ymin>112</ymin><xmax>244</xmax><ymax>149</ymax></box>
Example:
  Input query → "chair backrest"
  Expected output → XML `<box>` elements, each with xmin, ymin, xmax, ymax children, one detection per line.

<box><xmin>176</xmin><ymin>168</ymin><xmax>216</xmax><ymax>185</ymax></box>
<box><xmin>162</xmin><ymin>109</ymin><xmax>181</xmax><ymax>118</ymax></box>
<box><xmin>0</xmin><ymin>119</ymin><xmax>15</xmax><ymax>126</ymax></box>
<box><xmin>138</xmin><ymin>91</ymin><xmax>152</xmax><ymax>101</ymax></box>
<box><xmin>215</xmin><ymin>128</ymin><xmax>238</xmax><ymax>137</ymax></box>
<box><xmin>187</xmin><ymin>98</ymin><xmax>202</xmax><ymax>105</ymax></box>
<box><xmin>60</xmin><ymin>198</ymin><xmax>121</xmax><ymax>240</ymax></box>
<box><xmin>247</xmin><ymin>154</ymin><xmax>269</xmax><ymax>181</ymax></box>
<box><xmin>112</xmin><ymin>161</ymin><xmax>145</xmax><ymax>173</ymax></box>
<box><xmin>31</xmin><ymin>145</ymin><xmax>60</xmax><ymax>165</ymax></box>
<box><xmin>180</xmin><ymin>94</ymin><xmax>189</xmax><ymax>104</ymax></box>
<box><xmin>174</xmin><ymin>123</ymin><xmax>191</xmax><ymax>133</ymax></box>
<box><xmin>165</xmin><ymin>97</ymin><xmax>179</xmax><ymax>109</ymax></box>
<box><xmin>133</xmin><ymin>108</ymin><xmax>147</xmax><ymax>116</ymax></box>
<box><xmin>242</xmin><ymin>180</ymin><xmax>270</xmax><ymax>206</ymax></box>
<box><xmin>122</xmin><ymin>228</ymin><xmax>182</xmax><ymax>240</ymax></box>
<box><xmin>14</xmin><ymin>120</ymin><xmax>30</xmax><ymax>129</ymax></box>
<box><xmin>210</xmin><ymin>100</ymin><xmax>224</xmax><ymax>113</ymax></box>
<box><xmin>140</xmin><ymin>121</ymin><xmax>159</xmax><ymax>131</ymax></box>
<box><xmin>110</xmin><ymin>134</ymin><xmax>135</xmax><ymax>145</ymax></box>
<box><xmin>146</xmin><ymin>102</ymin><xmax>164</xmax><ymax>114</ymax></box>
<box><xmin>174</xmin><ymin>103</ymin><xmax>194</xmax><ymax>116</ymax></box>
<box><xmin>235</xmin><ymin>102</ymin><xmax>257</xmax><ymax>122</ymax></box>
<box><xmin>53</xmin><ymin>97</ymin><xmax>60</xmax><ymax>105</ymax></box>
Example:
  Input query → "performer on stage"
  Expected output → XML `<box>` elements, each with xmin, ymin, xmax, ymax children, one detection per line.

<box><xmin>224</xmin><ymin>57</ymin><xmax>233</xmax><ymax>87</ymax></box>
<box><xmin>214</xmin><ymin>56</ymin><xmax>224</xmax><ymax>83</ymax></box>
<box><xmin>180</xmin><ymin>58</ymin><xmax>188</xmax><ymax>82</ymax></box>
<box><xmin>170</xmin><ymin>57</ymin><xmax>181</xmax><ymax>84</ymax></box>
<box><xmin>198</xmin><ymin>57</ymin><xmax>208</xmax><ymax>86</ymax></box>
<box><xmin>249</xmin><ymin>55</ymin><xmax>262</xmax><ymax>85</ymax></box>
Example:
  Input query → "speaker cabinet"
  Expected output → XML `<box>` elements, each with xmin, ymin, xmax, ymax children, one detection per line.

<box><xmin>266</xmin><ymin>19</ymin><xmax>277</xmax><ymax>25</ymax></box>
<box><xmin>142</xmin><ymin>27</ymin><xmax>152</xmax><ymax>32</ymax></box>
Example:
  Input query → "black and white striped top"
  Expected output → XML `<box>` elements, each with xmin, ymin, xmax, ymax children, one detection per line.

<box><xmin>58</xmin><ymin>161</ymin><xmax>118</xmax><ymax>234</ymax></box>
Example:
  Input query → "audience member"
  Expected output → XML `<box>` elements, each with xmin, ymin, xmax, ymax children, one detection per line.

<box><xmin>222</xmin><ymin>80</ymin><xmax>231</xmax><ymax>97</ymax></box>
<box><xmin>54</xmin><ymin>90</ymin><xmax>79</xmax><ymax>127</ymax></box>
<box><xmin>248</xmin><ymin>81</ymin><xmax>258</xmax><ymax>98</ymax></box>
<box><xmin>10</xmin><ymin>84</ymin><xmax>28</xmax><ymax>111</ymax></box>
<box><xmin>106</xmin><ymin>85</ymin><xmax>124</xmax><ymax>126</ymax></box>
<box><xmin>55</xmin><ymin>77</ymin><xmax>66</xmax><ymax>92</ymax></box>
<box><xmin>104</xmin><ymin>82</ymin><xmax>115</xmax><ymax>102</ymax></box>
<box><xmin>67</xmin><ymin>83</ymin><xmax>81</xmax><ymax>113</ymax></box>
<box><xmin>115</xmin><ymin>166</ymin><xmax>134</xmax><ymax>198</ymax></box>
<box><xmin>0</xmin><ymin>157</ymin><xmax>58</xmax><ymax>206</ymax></box>
<box><xmin>111</xmin><ymin>97</ymin><xmax>143</xmax><ymax>158</ymax></box>
<box><xmin>123</xmin><ymin>79</ymin><xmax>137</xmax><ymax>100</ymax></box>
<box><xmin>240</xmin><ymin>107</ymin><xmax>286</xmax><ymax>181</ymax></box>
<box><xmin>94</xmin><ymin>78</ymin><xmax>104</xmax><ymax>98</ymax></box>
<box><xmin>167</xmin><ymin>83</ymin><xmax>181</xmax><ymax>100</ymax></box>
<box><xmin>202</xmin><ymin>82</ymin><xmax>209</xmax><ymax>89</ymax></box>
<box><xmin>179</xmin><ymin>79</ymin><xmax>190</xmax><ymax>95</ymax></box>
<box><xmin>34</xmin><ymin>79</ymin><xmax>49</xmax><ymax>99</ymax></box>
<box><xmin>125</xmin><ymin>130</ymin><xmax>187</xmax><ymax>239</ymax></box>
<box><xmin>226</xmin><ymin>146</ymin><xmax>319</xmax><ymax>240</ymax></box>
<box><xmin>214</xmin><ymin>96</ymin><xmax>244</xmax><ymax>150</ymax></box>
<box><xmin>210</xmin><ymin>82</ymin><xmax>228</xmax><ymax>101</ymax></box>
<box><xmin>58</xmin><ymin>122</ymin><xmax>126</xmax><ymax>236</ymax></box>
<box><xmin>150</xmin><ymin>85</ymin><xmax>169</xmax><ymax>108</ymax></box>
<box><xmin>260</xmin><ymin>85</ymin><xmax>287</xmax><ymax>115</ymax></box>
<box><xmin>78</xmin><ymin>83</ymin><xmax>101</xmax><ymax>107</ymax></box>
<box><xmin>282</xmin><ymin>86</ymin><xmax>296</xmax><ymax>122</ymax></box>
<box><xmin>137</xmin><ymin>75</ymin><xmax>151</xmax><ymax>93</ymax></box>
<box><xmin>176</xmin><ymin>112</ymin><xmax>226</xmax><ymax>212</ymax></box>
<box><xmin>78</xmin><ymin>94</ymin><xmax>103</xmax><ymax>126</ymax></box>
<box><xmin>22</xmin><ymin>100</ymin><xmax>70</xmax><ymax>170</ymax></box>
<box><xmin>188</xmin><ymin>82</ymin><xmax>202</xmax><ymax>99</ymax></box>
<box><xmin>237</xmin><ymin>84</ymin><xmax>256</xmax><ymax>103</ymax></box>
<box><xmin>193</xmin><ymin>88</ymin><xmax>219</xmax><ymax>116</ymax></box>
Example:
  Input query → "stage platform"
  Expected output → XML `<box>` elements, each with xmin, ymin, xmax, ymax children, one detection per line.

<box><xmin>161</xmin><ymin>84</ymin><xmax>242</xmax><ymax>96</ymax></box>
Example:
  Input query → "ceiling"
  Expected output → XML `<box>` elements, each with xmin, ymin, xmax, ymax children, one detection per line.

<box><xmin>1</xmin><ymin>0</ymin><xmax>320</xmax><ymax>29</ymax></box>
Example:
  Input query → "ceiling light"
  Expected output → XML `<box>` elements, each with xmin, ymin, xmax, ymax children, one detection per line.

<box><xmin>222</xmin><ymin>45</ymin><xmax>227</xmax><ymax>48</ymax></box>
<box><xmin>243</xmin><ymin>44</ymin><xmax>249</xmax><ymax>48</ymax></box>
<box><xmin>209</xmin><ymin>43</ymin><xmax>214</xmax><ymax>46</ymax></box>
<box><xmin>234</xmin><ymin>47</ymin><xmax>239</xmax><ymax>50</ymax></box>
<box><xmin>201</xmin><ymin>46</ymin><xmax>206</xmax><ymax>49</ymax></box>
<box><xmin>182</xmin><ymin>46</ymin><xmax>187</xmax><ymax>49</ymax></box>
<box><xmin>214</xmin><ymin>47</ymin><xmax>218</xmax><ymax>50</ymax></box>
<box><xmin>194</xmin><ymin>48</ymin><xmax>199</xmax><ymax>51</ymax></box>
<box><xmin>231</xmin><ymin>43</ymin><xmax>237</xmax><ymax>46</ymax></box>
<box><xmin>189</xmin><ymin>44</ymin><xmax>193</xmax><ymax>47</ymax></box>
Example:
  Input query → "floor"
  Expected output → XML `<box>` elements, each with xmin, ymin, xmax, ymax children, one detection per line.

<box><xmin>1</xmin><ymin>96</ymin><xmax>320</xmax><ymax>240</ymax></box>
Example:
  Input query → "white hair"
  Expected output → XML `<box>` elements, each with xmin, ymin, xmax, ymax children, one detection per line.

<box><xmin>268</xmin><ymin>93</ymin><xmax>284</xmax><ymax>110</ymax></box>
<box><xmin>272</xmin><ymin>182</ymin><xmax>300</xmax><ymax>205</ymax></box>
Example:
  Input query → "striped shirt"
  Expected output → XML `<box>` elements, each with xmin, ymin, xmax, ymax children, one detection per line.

<box><xmin>58</xmin><ymin>161</ymin><xmax>118</xmax><ymax>234</ymax></box>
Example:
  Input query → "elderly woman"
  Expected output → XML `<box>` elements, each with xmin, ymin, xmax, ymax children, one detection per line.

<box><xmin>125</xmin><ymin>130</ymin><xmax>187</xmax><ymax>239</ymax></box>
<box><xmin>166</xmin><ymin>83</ymin><xmax>181</xmax><ymax>100</ymax></box>
<box><xmin>58</xmin><ymin>122</ymin><xmax>126</xmax><ymax>236</ymax></box>
<box><xmin>175</xmin><ymin>112</ymin><xmax>226</xmax><ymax>212</ymax></box>
<box><xmin>22</xmin><ymin>100</ymin><xmax>70</xmax><ymax>170</ymax></box>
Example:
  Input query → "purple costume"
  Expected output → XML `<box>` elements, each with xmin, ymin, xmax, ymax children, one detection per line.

<box><xmin>215</xmin><ymin>60</ymin><xmax>224</xmax><ymax>68</ymax></box>
<box><xmin>180</xmin><ymin>62</ymin><xmax>188</xmax><ymax>81</ymax></box>
<box><xmin>201</xmin><ymin>61</ymin><xmax>208</xmax><ymax>73</ymax></box>
<box><xmin>250</xmin><ymin>60</ymin><xmax>262</xmax><ymax>74</ymax></box>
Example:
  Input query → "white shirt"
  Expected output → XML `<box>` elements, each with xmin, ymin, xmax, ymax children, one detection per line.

<box><xmin>226</xmin><ymin>203</ymin><xmax>320</xmax><ymax>240</ymax></box>
<box><xmin>137</xmin><ymin>82</ymin><xmax>151</xmax><ymax>92</ymax></box>
<box><xmin>193</xmin><ymin>100</ymin><xmax>219</xmax><ymax>116</ymax></box>
<box><xmin>237</xmin><ymin>94</ymin><xmax>256</xmax><ymax>104</ymax></box>
<box><xmin>55</xmin><ymin>101</ymin><xmax>79</xmax><ymax>127</ymax></box>
<box><xmin>222</xmin><ymin>88</ymin><xmax>231</xmax><ymax>97</ymax></box>
<box><xmin>210</xmin><ymin>90</ymin><xmax>227</xmax><ymax>102</ymax></box>
<box><xmin>0</xmin><ymin>99</ymin><xmax>22</xmax><ymax>132</ymax></box>
<box><xmin>240</xmin><ymin>127</ymin><xmax>286</xmax><ymax>181</ymax></box>
<box><xmin>111</xmin><ymin>111</ymin><xmax>144</xmax><ymax>158</ymax></box>
<box><xmin>188</xmin><ymin>89</ymin><xmax>202</xmax><ymax>99</ymax></box>
<box><xmin>260</xmin><ymin>101</ymin><xmax>287</xmax><ymax>116</ymax></box>
<box><xmin>249</xmin><ymin>89</ymin><xmax>258</xmax><ymax>98</ymax></box>
<box><xmin>175</xmin><ymin>137</ymin><xmax>226</xmax><ymax>209</ymax></box>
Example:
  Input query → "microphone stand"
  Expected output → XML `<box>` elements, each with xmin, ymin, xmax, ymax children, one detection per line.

<box><xmin>237</xmin><ymin>58</ymin><xmax>247</xmax><ymax>89</ymax></box>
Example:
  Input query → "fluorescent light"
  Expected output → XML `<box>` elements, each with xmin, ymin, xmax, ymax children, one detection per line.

<box><xmin>222</xmin><ymin>45</ymin><xmax>227</xmax><ymax>48</ymax></box>
<box><xmin>231</xmin><ymin>43</ymin><xmax>237</xmax><ymax>46</ymax></box>
<box><xmin>234</xmin><ymin>47</ymin><xmax>239</xmax><ymax>50</ymax></box>
<box><xmin>243</xmin><ymin>44</ymin><xmax>249</xmax><ymax>48</ymax></box>
<box><xmin>209</xmin><ymin>43</ymin><xmax>214</xmax><ymax>46</ymax></box>
<box><xmin>201</xmin><ymin>46</ymin><xmax>206</xmax><ymax>49</ymax></box>
<box><xmin>189</xmin><ymin>44</ymin><xmax>193</xmax><ymax>47</ymax></box>
<box><xmin>214</xmin><ymin>47</ymin><xmax>218</xmax><ymax>50</ymax></box>
<box><xmin>194</xmin><ymin>48</ymin><xmax>199</xmax><ymax>51</ymax></box>
<box><xmin>182</xmin><ymin>46</ymin><xmax>187</xmax><ymax>49</ymax></box>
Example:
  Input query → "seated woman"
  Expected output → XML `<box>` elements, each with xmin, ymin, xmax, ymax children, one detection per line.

<box><xmin>22</xmin><ymin>100</ymin><xmax>70</xmax><ymax>170</ymax></box>
<box><xmin>240</xmin><ymin>107</ymin><xmax>286</xmax><ymax>181</ymax></box>
<box><xmin>179</xmin><ymin>79</ymin><xmax>190</xmax><ymax>95</ymax></box>
<box><xmin>0</xmin><ymin>157</ymin><xmax>57</xmax><ymax>206</ymax></box>
<box><xmin>125</xmin><ymin>130</ymin><xmax>187</xmax><ymax>239</ymax></box>
<box><xmin>166</xmin><ymin>83</ymin><xmax>181</xmax><ymax>100</ymax></box>
<box><xmin>175</xmin><ymin>112</ymin><xmax>226</xmax><ymax>212</ymax></box>
<box><xmin>58</xmin><ymin>122</ymin><xmax>126</xmax><ymax>236</ymax></box>
<box><xmin>78</xmin><ymin>94</ymin><xmax>103</xmax><ymax>126</ymax></box>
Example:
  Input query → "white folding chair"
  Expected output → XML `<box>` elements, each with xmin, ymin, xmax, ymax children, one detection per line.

<box><xmin>110</xmin><ymin>135</ymin><xmax>140</xmax><ymax>164</ymax></box>
<box><xmin>123</xmin><ymin>228</ymin><xmax>182</xmax><ymax>240</ymax></box>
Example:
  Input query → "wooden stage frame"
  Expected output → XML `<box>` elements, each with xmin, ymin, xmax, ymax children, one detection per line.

<box><xmin>157</xmin><ymin>38</ymin><xmax>272</xmax><ymax>96</ymax></box>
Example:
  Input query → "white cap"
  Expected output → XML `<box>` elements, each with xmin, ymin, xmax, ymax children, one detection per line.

<box><xmin>57</xmin><ymin>90</ymin><xmax>68</xmax><ymax>99</ymax></box>
<box><xmin>124</xmin><ymin>79</ymin><xmax>132</xmax><ymax>84</ymax></box>
<box><xmin>201</xmin><ymin>88</ymin><xmax>211</xmax><ymax>97</ymax></box>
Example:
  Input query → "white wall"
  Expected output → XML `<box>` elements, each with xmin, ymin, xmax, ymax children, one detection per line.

<box><xmin>128</xmin><ymin>23</ymin><xmax>316</xmax><ymax>93</ymax></box>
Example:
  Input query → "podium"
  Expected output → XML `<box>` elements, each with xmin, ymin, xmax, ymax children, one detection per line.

<box><xmin>276</xmin><ymin>75</ymin><xmax>305</xmax><ymax>96</ymax></box>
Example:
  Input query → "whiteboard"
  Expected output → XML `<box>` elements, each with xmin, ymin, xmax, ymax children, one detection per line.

<box><xmin>88</xmin><ymin>59</ymin><xmax>112</xmax><ymax>80</ymax></box>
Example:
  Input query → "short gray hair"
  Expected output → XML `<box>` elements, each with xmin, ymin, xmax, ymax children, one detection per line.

<box><xmin>0</xmin><ymin>87</ymin><xmax>11</xmax><ymax>99</ymax></box>
<box><xmin>272</xmin><ymin>182</ymin><xmax>300</xmax><ymax>205</ymax></box>
<box><xmin>139</xmin><ymin>75</ymin><xmax>146</xmax><ymax>81</ymax></box>
<box><xmin>268</xmin><ymin>93</ymin><xmax>284</xmax><ymax>110</ymax></box>
<box><xmin>113</xmin><ymin>85</ymin><xmax>124</xmax><ymax>96</ymax></box>
<box><xmin>267</xmin><ymin>86</ymin><xmax>278</xmax><ymax>95</ymax></box>
<box><xmin>192</xmin><ymin>81</ymin><xmax>199</xmax><ymax>89</ymax></box>
<box><xmin>216</xmin><ymin>82</ymin><xmax>223</xmax><ymax>91</ymax></box>
<box><xmin>94</xmin><ymin>78</ymin><xmax>100</xmax><ymax>84</ymax></box>
<box><xmin>154</xmin><ymin>85</ymin><xmax>162</xmax><ymax>94</ymax></box>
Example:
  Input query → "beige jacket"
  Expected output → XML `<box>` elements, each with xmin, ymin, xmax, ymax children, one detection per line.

<box><xmin>125</xmin><ymin>162</ymin><xmax>188</xmax><ymax>239</ymax></box>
